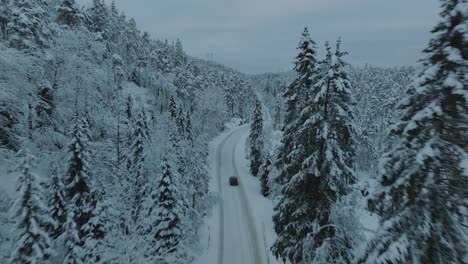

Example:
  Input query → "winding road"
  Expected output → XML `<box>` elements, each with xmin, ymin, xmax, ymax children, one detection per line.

<box><xmin>214</xmin><ymin>125</ymin><xmax>267</xmax><ymax>264</ymax></box>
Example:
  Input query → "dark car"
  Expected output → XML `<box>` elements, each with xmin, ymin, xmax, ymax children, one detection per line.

<box><xmin>229</xmin><ymin>176</ymin><xmax>239</xmax><ymax>186</ymax></box>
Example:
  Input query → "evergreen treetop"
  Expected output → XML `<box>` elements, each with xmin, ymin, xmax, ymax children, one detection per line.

<box><xmin>87</xmin><ymin>0</ymin><xmax>108</xmax><ymax>34</ymax></box>
<box><xmin>275</xmin><ymin>27</ymin><xmax>319</xmax><ymax>186</ymax></box>
<box><xmin>56</xmin><ymin>0</ymin><xmax>82</xmax><ymax>27</ymax></box>
<box><xmin>294</xmin><ymin>27</ymin><xmax>319</xmax><ymax>88</ymax></box>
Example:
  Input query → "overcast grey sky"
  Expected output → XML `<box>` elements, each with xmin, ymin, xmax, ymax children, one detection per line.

<box><xmin>80</xmin><ymin>0</ymin><xmax>441</xmax><ymax>73</ymax></box>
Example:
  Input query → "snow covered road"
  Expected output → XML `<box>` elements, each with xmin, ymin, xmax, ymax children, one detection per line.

<box><xmin>195</xmin><ymin>123</ymin><xmax>280</xmax><ymax>264</ymax></box>
<box><xmin>215</xmin><ymin>125</ymin><xmax>266</xmax><ymax>264</ymax></box>
<box><xmin>216</xmin><ymin>126</ymin><xmax>265</xmax><ymax>264</ymax></box>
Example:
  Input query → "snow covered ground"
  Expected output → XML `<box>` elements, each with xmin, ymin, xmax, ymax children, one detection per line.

<box><xmin>196</xmin><ymin>123</ymin><xmax>281</xmax><ymax>264</ymax></box>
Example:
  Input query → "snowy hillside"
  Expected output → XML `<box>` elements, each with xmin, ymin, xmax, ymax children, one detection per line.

<box><xmin>0</xmin><ymin>0</ymin><xmax>256</xmax><ymax>263</ymax></box>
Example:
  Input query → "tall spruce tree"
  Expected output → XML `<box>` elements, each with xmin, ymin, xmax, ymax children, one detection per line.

<box><xmin>128</xmin><ymin>109</ymin><xmax>148</xmax><ymax>224</ymax></box>
<box><xmin>169</xmin><ymin>96</ymin><xmax>178</xmax><ymax>120</ymax></box>
<box><xmin>167</xmin><ymin>98</ymin><xmax>190</xmax><ymax>212</ymax></box>
<box><xmin>249</xmin><ymin>99</ymin><xmax>264</xmax><ymax>176</ymax></box>
<box><xmin>177</xmin><ymin>107</ymin><xmax>186</xmax><ymax>136</ymax></box>
<box><xmin>63</xmin><ymin>116</ymin><xmax>92</xmax><ymax>216</ymax></box>
<box><xmin>10</xmin><ymin>151</ymin><xmax>54</xmax><ymax>264</ymax></box>
<box><xmin>272</xmin><ymin>39</ymin><xmax>357</xmax><ymax>263</ymax></box>
<box><xmin>184</xmin><ymin>111</ymin><xmax>194</xmax><ymax>146</ymax></box>
<box><xmin>300</xmin><ymin>40</ymin><xmax>357</xmax><ymax>263</ymax></box>
<box><xmin>63</xmin><ymin>117</ymin><xmax>94</xmax><ymax>264</ymax></box>
<box><xmin>174</xmin><ymin>38</ymin><xmax>186</xmax><ymax>67</ymax></box>
<box><xmin>271</xmin><ymin>27</ymin><xmax>319</xmax><ymax>263</ymax></box>
<box><xmin>259</xmin><ymin>155</ymin><xmax>271</xmax><ymax>197</ymax></box>
<box><xmin>152</xmin><ymin>157</ymin><xmax>186</xmax><ymax>263</ymax></box>
<box><xmin>359</xmin><ymin>0</ymin><xmax>467</xmax><ymax>263</ymax></box>
<box><xmin>274</xmin><ymin>27</ymin><xmax>318</xmax><ymax>186</ymax></box>
<box><xmin>126</xmin><ymin>94</ymin><xmax>134</xmax><ymax>121</ymax></box>
<box><xmin>47</xmin><ymin>164</ymin><xmax>67</xmax><ymax>240</ymax></box>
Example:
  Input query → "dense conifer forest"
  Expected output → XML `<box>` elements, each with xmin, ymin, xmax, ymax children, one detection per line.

<box><xmin>0</xmin><ymin>0</ymin><xmax>466</xmax><ymax>263</ymax></box>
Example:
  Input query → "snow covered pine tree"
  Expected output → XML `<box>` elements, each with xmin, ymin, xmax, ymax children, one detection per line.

<box><xmin>62</xmin><ymin>116</ymin><xmax>99</xmax><ymax>264</ymax></box>
<box><xmin>152</xmin><ymin>157</ymin><xmax>186</xmax><ymax>264</ymax></box>
<box><xmin>298</xmin><ymin>39</ymin><xmax>357</xmax><ymax>263</ymax></box>
<box><xmin>47</xmin><ymin>164</ymin><xmax>67</xmax><ymax>240</ymax></box>
<box><xmin>128</xmin><ymin>109</ymin><xmax>149</xmax><ymax>224</ymax></box>
<box><xmin>10</xmin><ymin>150</ymin><xmax>54</xmax><ymax>264</ymax></box>
<box><xmin>87</xmin><ymin>0</ymin><xmax>108</xmax><ymax>34</ymax></box>
<box><xmin>359</xmin><ymin>0</ymin><xmax>468</xmax><ymax>263</ymax></box>
<box><xmin>258</xmin><ymin>155</ymin><xmax>272</xmax><ymax>197</ymax></box>
<box><xmin>273</xmin><ymin>27</ymin><xmax>319</xmax><ymax>187</ymax></box>
<box><xmin>249</xmin><ymin>99</ymin><xmax>264</xmax><ymax>176</ymax></box>
<box><xmin>272</xmin><ymin>27</ymin><xmax>320</xmax><ymax>264</ymax></box>
<box><xmin>81</xmin><ymin>191</ymin><xmax>107</xmax><ymax>262</ymax></box>
<box><xmin>56</xmin><ymin>0</ymin><xmax>83</xmax><ymax>27</ymax></box>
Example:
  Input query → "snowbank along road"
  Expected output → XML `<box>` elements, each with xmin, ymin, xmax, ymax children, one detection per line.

<box><xmin>215</xmin><ymin>125</ymin><xmax>267</xmax><ymax>264</ymax></box>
